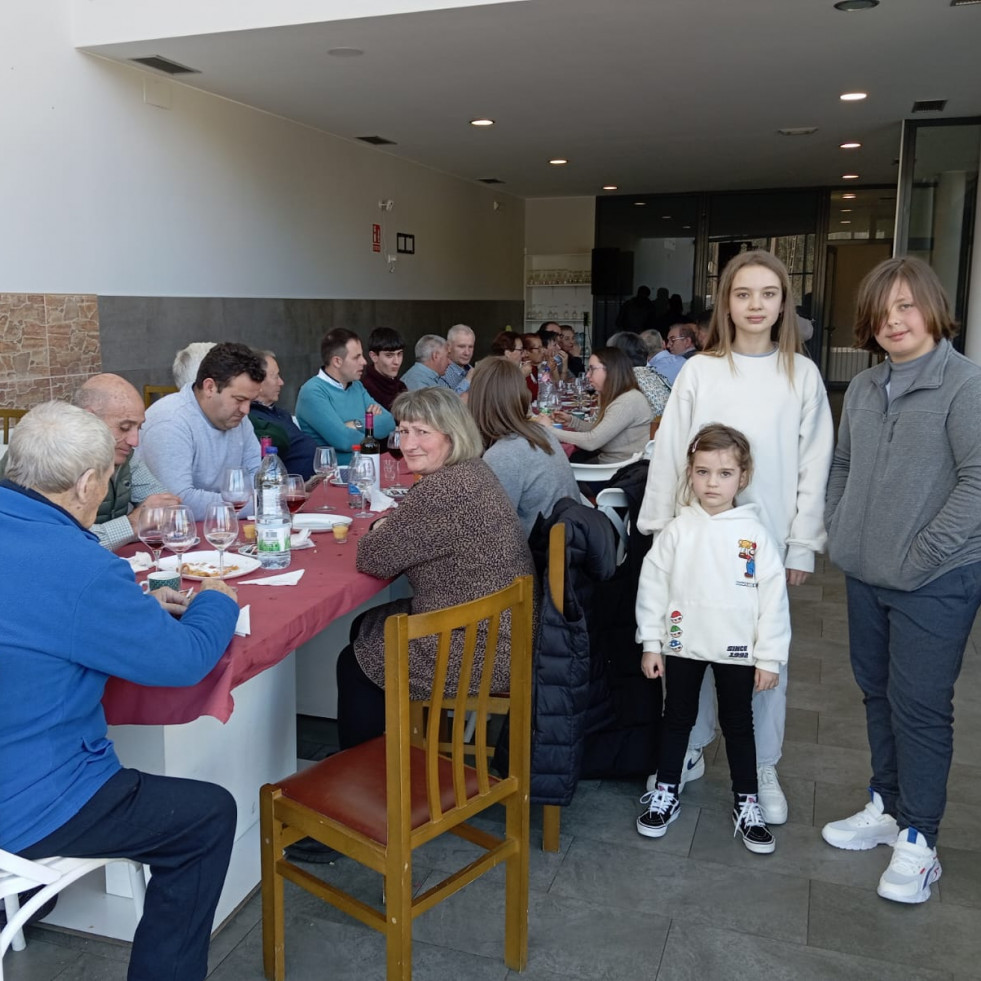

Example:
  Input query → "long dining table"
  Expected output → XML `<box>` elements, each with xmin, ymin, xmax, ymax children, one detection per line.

<box><xmin>42</xmin><ymin>480</ymin><xmax>409</xmax><ymax>942</ymax></box>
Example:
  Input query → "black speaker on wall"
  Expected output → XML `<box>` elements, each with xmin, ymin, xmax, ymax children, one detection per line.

<box><xmin>591</xmin><ymin>248</ymin><xmax>634</xmax><ymax>296</ymax></box>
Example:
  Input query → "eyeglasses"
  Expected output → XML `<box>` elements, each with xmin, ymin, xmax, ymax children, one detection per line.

<box><xmin>586</xmin><ymin>364</ymin><xmax>604</xmax><ymax>374</ymax></box>
<box><xmin>666</xmin><ymin>336</ymin><xmax>683</xmax><ymax>345</ymax></box>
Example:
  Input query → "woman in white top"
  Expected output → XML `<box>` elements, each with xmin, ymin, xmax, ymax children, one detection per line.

<box><xmin>537</xmin><ymin>347</ymin><xmax>652</xmax><ymax>464</ymax></box>
<box><xmin>638</xmin><ymin>250</ymin><xmax>833</xmax><ymax>825</ymax></box>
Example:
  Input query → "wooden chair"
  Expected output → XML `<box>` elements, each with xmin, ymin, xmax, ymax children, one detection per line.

<box><xmin>142</xmin><ymin>385</ymin><xmax>177</xmax><ymax>408</ymax></box>
<box><xmin>260</xmin><ymin>575</ymin><xmax>534</xmax><ymax>981</ymax></box>
<box><xmin>0</xmin><ymin>409</ymin><xmax>26</xmax><ymax>444</ymax></box>
<box><xmin>1</xmin><ymin>849</ymin><xmax>145</xmax><ymax>979</ymax></box>
<box><xmin>421</xmin><ymin>525</ymin><xmax>565</xmax><ymax>853</ymax></box>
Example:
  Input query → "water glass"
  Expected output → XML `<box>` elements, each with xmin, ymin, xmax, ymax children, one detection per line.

<box><xmin>203</xmin><ymin>501</ymin><xmax>238</xmax><ymax>579</ymax></box>
<box><xmin>161</xmin><ymin>505</ymin><xmax>196</xmax><ymax>580</ymax></box>
<box><xmin>313</xmin><ymin>446</ymin><xmax>337</xmax><ymax>511</ymax></box>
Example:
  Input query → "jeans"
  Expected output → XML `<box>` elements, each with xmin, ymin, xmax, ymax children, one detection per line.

<box><xmin>20</xmin><ymin>768</ymin><xmax>235</xmax><ymax>981</ymax></box>
<box><xmin>659</xmin><ymin>657</ymin><xmax>758</xmax><ymax>795</ymax></box>
<box><xmin>689</xmin><ymin>661</ymin><xmax>786</xmax><ymax>766</ymax></box>
<box><xmin>845</xmin><ymin>563</ymin><xmax>981</xmax><ymax>847</ymax></box>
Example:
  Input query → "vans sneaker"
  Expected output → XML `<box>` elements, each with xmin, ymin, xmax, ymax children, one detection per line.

<box><xmin>821</xmin><ymin>789</ymin><xmax>899</xmax><ymax>851</ymax></box>
<box><xmin>732</xmin><ymin>793</ymin><xmax>775</xmax><ymax>854</ymax></box>
<box><xmin>756</xmin><ymin>764</ymin><xmax>788</xmax><ymax>825</ymax></box>
<box><xmin>877</xmin><ymin>828</ymin><xmax>941</xmax><ymax>904</ymax></box>
<box><xmin>636</xmin><ymin>784</ymin><xmax>680</xmax><ymax>838</ymax></box>
<box><xmin>645</xmin><ymin>747</ymin><xmax>705</xmax><ymax>793</ymax></box>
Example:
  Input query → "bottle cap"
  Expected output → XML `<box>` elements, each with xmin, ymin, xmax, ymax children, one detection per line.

<box><xmin>352</xmin><ymin>444</ymin><xmax>361</xmax><ymax>451</ymax></box>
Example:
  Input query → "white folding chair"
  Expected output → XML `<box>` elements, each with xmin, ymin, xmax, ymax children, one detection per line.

<box><xmin>568</xmin><ymin>450</ymin><xmax>642</xmax><ymax>485</ymax></box>
<box><xmin>0</xmin><ymin>849</ymin><xmax>145</xmax><ymax>978</ymax></box>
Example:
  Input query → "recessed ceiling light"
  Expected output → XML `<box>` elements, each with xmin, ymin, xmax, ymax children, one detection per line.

<box><xmin>633</xmin><ymin>201</ymin><xmax>646</xmax><ymax>207</ymax></box>
<box><xmin>840</xmin><ymin>208</ymin><xmax>853</xmax><ymax>213</ymax></box>
<box><xmin>840</xmin><ymin>141</ymin><xmax>862</xmax><ymax>149</ymax></box>
<box><xmin>842</xmin><ymin>193</ymin><xmax>857</xmax><ymax>199</ymax></box>
<box><xmin>327</xmin><ymin>47</ymin><xmax>364</xmax><ymax>57</ymax></box>
<box><xmin>950</xmin><ymin>1</ymin><xmax>981</xmax><ymax>6</ymax></box>
<box><xmin>548</xmin><ymin>158</ymin><xmax>568</xmax><ymax>166</ymax></box>
<box><xmin>601</xmin><ymin>184</ymin><xmax>618</xmax><ymax>190</ymax></box>
<box><xmin>682</xmin><ymin>225</ymin><xmax>692</xmax><ymax>229</ymax></box>
<box><xmin>470</xmin><ymin>118</ymin><xmax>494</xmax><ymax>127</ymax></box>
<box><xmin>661</xmin><ymin>215</ymin><xmax>672</xmax><ymax>219</ymax></box>
<box><xmin>842</xmin><ymin>174</ymin><xmax>860</xmax><ymax>179</ymax></box>
<box><xmin>834</xmin><ymin>0</ymin><xmax>879</xmax><ymax>10</ymax></box>
<box><xmin>840</xmin><ymin>220</ymin><xmax>852</xmax><ymax>224</ymax></box>
<box><xmin>840</xmin><ymin>92</ymin><xmax>868</xmax><ymax>101</ymax></box>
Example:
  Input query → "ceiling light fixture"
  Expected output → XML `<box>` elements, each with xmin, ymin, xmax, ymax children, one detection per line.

<box><xmin>601</xmin><ymin>184</ymin><xmax>618</xmax><ymax>190</ymax></box>
<box><xmin>840</xmin><ymin>141</ymin><xmax>862</xmax><ymax>149</ymax></box>
<box><xmin>834</xmin><ymin>0</ymin><xmax>879</xmax><ymax>10</ymax></box>
<box><xmin>327</xmin><ymin>47</ymin><xmax>364</xmax><ymax>57</ymax></box>
<box><xmin>840</xmin><ymin>91</ymin><xmax>868</xmax><ymax>101</ymax></box>
<box><xmin>840</xmin><ymin>220</ymin><xmax>852</xmax><ymax>224</ymax></box>
<box><xmin>661</xmin><ymin>215</ymin><xmax>672</xmax><ymax>219</ymax></box>
<box><xmin>950</xmin><ymin>0</ymin><xmax>981</xmax><ymax>6</ymax></box>
<box><xmin>633</xmin><ymin>201</ymin><xmax>646</xmax><ymax>207</ymax></box>
<box><xmin>548</xmin><ymin>158</ymin><xmax>568</xmax><ymax>166</ymax></box>
<box><xmin>842</xmin><ymin>193</ymin><xmax>857</xmax><ymax>199</ymax></box>
<box><xmin>470</xmin><ymin>118</ymin><xmax>494</xmax><ymax>127</ymax></box>
<box><xmin>840</xmin><ymin>208</ymin><xmax>853</xmax><ymax>213</ymax></box>
<box><xmin>842</xmin><ymin>174</ymin><xmax>860</xmax><ymax>179</ymax></box>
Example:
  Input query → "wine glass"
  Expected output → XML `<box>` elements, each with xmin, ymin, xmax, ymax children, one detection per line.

<box><xmin>352</xmin><ymin>459</ymin><xmax>374</xmax><ymax>519</ymax></box>
<box><xmin>221</xmin><ymin>467</ymin><xmax>251</xmax><ymax>514</ymax></box>
<box><xmin>385</xmin><ymin>431</ymin><xmax>404</xmax><ymax>490</ymax></box>
<box><xmin>313</xmin><ymin>446</ymin><xmax>337</xmax><ymax>511</ymax></box>
<box><xmin>136</xmin><ymin>505</ymin><xmax>167</xmax><ymax>570</ymax></box>
<box><xmin>284</xmin><ymin>474</ymin><xmax>307</xmax><ymax>515</ymax></box>
<box><xmin>161</xmin><ymin>505</ymin><xmax>196</xmax><ymax>581</ymax></box>
<box><xmin>203</xmin><ymin>501</ymin><xmax>238</xmax><ymax>579</ymax></box>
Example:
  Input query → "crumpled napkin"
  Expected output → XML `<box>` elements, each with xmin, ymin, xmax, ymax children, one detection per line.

<box><xmin>126</xmin><ymin>552</ymin><xmax>154</xmax><ymax>573</ymax></box>
<box><xmin>291</xmin><ymin>528</ymin><xmax>313</xmax><ymax>549</ymax></box>
<box><xmin>238</xmin><ymin>568</ymin><xmax>306</xmax><ymax>586</ymax></box>
<box><xmin>367</xmin><ymin>487</ymin><xmax>396</xmax><ymax>512</ymax></box>
<box><xmin>234</xmin><ymin>605</ymin><xmax>251</xmax><ymax>636</ymax></box>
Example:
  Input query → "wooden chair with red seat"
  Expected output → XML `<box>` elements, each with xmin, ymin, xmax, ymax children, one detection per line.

<box><xmin>260</xmin><ymin>574</ymin><xmax>534</xmax><ymax>981</ymax></box>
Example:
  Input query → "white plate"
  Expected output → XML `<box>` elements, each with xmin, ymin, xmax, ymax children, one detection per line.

<box><xmin>158</xmin><ymin>550</ymin><xmax>261</xmax><ymax>581</ymax></box>
<box><xmin>292</xmin><ymin>513</ymin><xmax>353</xmax><ymax>532</ymax></box>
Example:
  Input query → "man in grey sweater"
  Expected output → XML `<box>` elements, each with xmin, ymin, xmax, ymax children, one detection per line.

<box><xmin>140</xmin><ymin>343</ymin><xmax>265</xmax><ymax>520</ymax></box>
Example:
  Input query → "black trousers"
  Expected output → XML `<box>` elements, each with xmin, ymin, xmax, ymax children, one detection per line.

<box><xmin>658</xmin><ymin>657</ymin><xmax>758</xmax><ymax>795</ymax></box>
<box><xmin>21</xmin><ymin>768</ymin><xmax>235</xmax><ymax>981</ymax></box>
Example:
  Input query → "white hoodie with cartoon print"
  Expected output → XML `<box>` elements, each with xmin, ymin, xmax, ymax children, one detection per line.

<box><xmin>635</xmin><ymin>502</ymin><xmax>790</xmax><ymax>675</ymax></box>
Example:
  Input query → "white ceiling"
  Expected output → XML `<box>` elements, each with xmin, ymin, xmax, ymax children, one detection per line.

<box><xmin>80</xmin><ymin>0</ymin><xmax>981</xmax><ymax>200</ymax></box>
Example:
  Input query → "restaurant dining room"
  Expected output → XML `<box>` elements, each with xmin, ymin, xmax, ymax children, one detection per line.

<box><xmin>3</xmin><ymin>1</ymin><xmax>981</xmax><ymax>980</ymax></box>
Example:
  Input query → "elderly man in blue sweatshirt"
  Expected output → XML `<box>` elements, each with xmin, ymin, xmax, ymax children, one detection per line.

<box><xmin>0</xmin><ymin>401</ymin><xmax>240</xmax><ymax>981</ymax></box>
<box><xmin>295</xmin><ymin>328</ymin><xmax>395</xmax><ymax>464</ymax></box>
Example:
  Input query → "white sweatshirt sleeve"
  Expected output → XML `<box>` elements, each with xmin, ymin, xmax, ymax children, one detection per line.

<box><xmin>634</xmin><ymin>525</ymin><xmax>676</xmax><ymax>653</ymax></box>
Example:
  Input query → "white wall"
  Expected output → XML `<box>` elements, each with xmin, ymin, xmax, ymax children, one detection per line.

<box><xmin>524</xmin><ymin>197</ymin><xmax>595</xmax><ymax>256</ymax></box>
<box><xmin>1</xmin><ymin>2</ymin><xmax>523</xmax><ymax>299</ymax></box>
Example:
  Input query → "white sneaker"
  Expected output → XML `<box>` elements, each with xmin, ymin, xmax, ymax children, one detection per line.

<box><xmin>877</xmin><ymin>828</ymin><xmax>941</xmax><ymax>904</ymax></box>
<box><xmin>756</xmin><ymin>764</ymin><xmax>788</xmax><ymax>825</ymax></box>
<box><xmin>821</xmin><ymin>790</ymin><xmax>899</xmax><ymax>851</ymax></box>
<box><xmin>645</xmin><ymin>746</ymin><xmax>705</xmax><ymax>793</ymax></box>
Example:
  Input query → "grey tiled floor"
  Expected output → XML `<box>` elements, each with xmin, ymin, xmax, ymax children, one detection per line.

<box><xmin>8</xmin><ymin>557</ymin><xmax>981</xmax><ymax>981</ymax></box>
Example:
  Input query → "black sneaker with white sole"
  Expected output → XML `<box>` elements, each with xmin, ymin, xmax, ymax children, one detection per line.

<box><xmin>732</xmin><ymin>793</ymin><xmax>775</xmax><ymax>854</ymax></box>
<box><xmin>636</xmin><ymin>784</ymin><xmax>680</xmax><ymax>838</ymax></box>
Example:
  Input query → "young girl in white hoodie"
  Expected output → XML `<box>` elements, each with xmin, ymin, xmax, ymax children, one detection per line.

<box><xmin>635</xmin><ymin>424</ymin><xmax>790</xmax><ymax>853</ymax></box>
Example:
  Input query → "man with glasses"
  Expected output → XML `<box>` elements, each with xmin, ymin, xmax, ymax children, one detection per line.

<box><xmin>650</xmin><ymin>326</ymin><xmax>694</xmax><ymax>385</ymax></box>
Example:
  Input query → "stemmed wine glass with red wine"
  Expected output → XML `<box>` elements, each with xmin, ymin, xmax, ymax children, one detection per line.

<box><xmin>386</xmin><ymin>430</ymin><xmax>404</xmax><ymax>490</ymax></box>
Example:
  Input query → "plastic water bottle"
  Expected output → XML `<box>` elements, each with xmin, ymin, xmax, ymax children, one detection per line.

<box><xmin>347</xmin><ymin>446</ymin><xmax>363</xmax><ymax>509</ymax></box>
<box><xmin>255</xmin><ymin>447</ymin><xmax>291</xmax><ymax>569</ymax></box>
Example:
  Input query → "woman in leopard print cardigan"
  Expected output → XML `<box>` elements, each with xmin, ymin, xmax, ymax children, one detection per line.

<box><xmin>336</xmin><ymin>387</ymin><xmax>535</xmax><ymax>748</ymax></box>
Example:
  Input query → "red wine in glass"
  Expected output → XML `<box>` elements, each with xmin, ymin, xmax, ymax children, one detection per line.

<box><xmin>387</xmin><ymin>445</ymin><xmax>403</xmax><ymax>461</ymax></box>
<box><xmin>285</xmin><ymin>495</ymin><xmax>306</xmax><ymax>514</ymax></box>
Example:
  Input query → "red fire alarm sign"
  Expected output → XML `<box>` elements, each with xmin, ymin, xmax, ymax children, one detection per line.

<box><xmin>371</xmin><ymin>224</ymin><xmax>381</xmax><ymax>253</ymax></box>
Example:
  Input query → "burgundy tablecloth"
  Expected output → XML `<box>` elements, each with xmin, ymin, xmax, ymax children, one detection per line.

<box><xmin>102</xmin><ymin>483</ymin><xmax>389</xmax><ymax>726</ymax></box>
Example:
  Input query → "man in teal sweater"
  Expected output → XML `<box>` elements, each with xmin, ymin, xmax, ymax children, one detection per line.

<box><xmin>295</xmin><ymin>328</ymin><xmax>395</xmax><ymax>463</ymax></box>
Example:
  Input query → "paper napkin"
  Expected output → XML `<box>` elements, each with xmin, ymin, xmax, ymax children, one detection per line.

<box><xmin>234</xmin><ymin>605</ymin><xmax>251</xmax><ymax>637</ymax></box>
<box><xmin>126</xmin><ymin>552</ymin><xmax>154</xmax><ymax>573</ymax></box>
<box><xmin>367</xmin><ymin>487</ymin><xmax>396</xmax><ymax>512</ymax></box>
<box><xmin>238</xmin><ymin>569</ymin><xmax>306</xmax><ymax>586</ymax></box>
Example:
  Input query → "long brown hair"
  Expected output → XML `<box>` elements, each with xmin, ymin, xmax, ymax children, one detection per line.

<box><xmin>705</xmin><ymin>250</ymin><xmax>802</xmax><ymax>381</ymax></box>
<box><xmin>591</xmin><ymin>347</ymin><xmax>640</xmax><ymax>423</ymax></box>
<box><xmin>468</xmin><ymin>357</ymin><xmax>554</xmax><ymax>455</ymax></box>
<box><xmin>853</xmin><ymin>256</ymin><xmax>957</xmax><ymax>354</ymax></box>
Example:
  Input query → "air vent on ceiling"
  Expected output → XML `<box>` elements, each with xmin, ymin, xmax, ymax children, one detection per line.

<box><xmin>130</xmin><ymin>55</ymin><xmax>200</xmax><ymax>75</ymax></box>
<box><xmin>777</xmin><ymin>127</ymin><xmax>818</xmax><ymax>136</ymax></box>
<box><xmin>478</xmin><ymin>177</ymin><xmax>505</xmax><ymax>184</ymax></box>
<box><xmin>356</xmin><ymin>135</ymin><xmax>397</xmax><ymax>146</ymax></box>
<box><xmin>911</xmin><ymin>99</ymin><xmax>948</xmax><ymax>113</ymax></box>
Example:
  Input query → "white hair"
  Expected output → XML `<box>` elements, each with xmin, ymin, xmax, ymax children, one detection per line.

<box><xmin>172</xmin><ymin>341</ymin><xmax>216</xmax><ymax>388</ymax></box>
<box><xmin>5</xmin><ymin>401</ymin><xmax>114</xmax><ymax>493</ymax></box>
<box><xmin>415</xmin><ymin>334</ymin><xmax>448</xmax><ymax>363</ymax></box>
<box><xmin>447</xmin><ymin>323</ymin><xmax>474</xmax><ymax>342</ymax></box>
